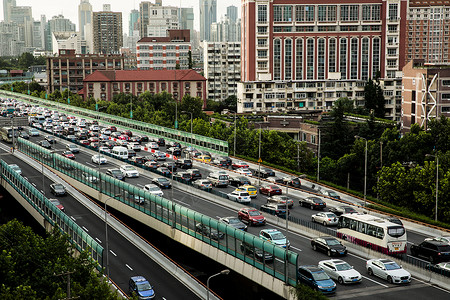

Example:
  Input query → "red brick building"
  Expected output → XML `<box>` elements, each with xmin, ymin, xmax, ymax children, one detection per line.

<box><xmin>82</xmin><ymin>69</ymin><xmax>207</xmax><ymax>106</ymax></box>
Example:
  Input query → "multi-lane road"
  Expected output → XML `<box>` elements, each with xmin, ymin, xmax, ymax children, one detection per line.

<box><xmin>4</xmin><ymin>127</ymin><xmax>449</xmax><ymax>300</ymax></box>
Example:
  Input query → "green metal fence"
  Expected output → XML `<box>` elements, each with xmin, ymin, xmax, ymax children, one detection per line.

<box><xmin>17</xmin><ymin>137</ymin><xmax>298</xmax><ymax>285</ymax></box>
<box><xmin>0</xmin><ymin>159</ymin><xmax>104</xmax><ymax>269</ymax></box>
<box><xmin>0</xmin><ymin>91</ymin><xmax>229</xmax><ymax>156</ymax></box>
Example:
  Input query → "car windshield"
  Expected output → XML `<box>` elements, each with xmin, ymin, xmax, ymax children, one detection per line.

<box><xmin>54</xmin><ymin>184</ymin><xmax>64</xmax><ymax>189</ymax></box>
<box><xmin>313</xmin><ymin>198</ymin><xmax>323</xmax><ymax>203</ymax></box>
<box><xmin>270</xmin><ymin>185</ymin><xmax>279</xmax><ymax>189</ymax></box>
<box><xmin>123</xmin><ymin>166</ymin><xmax>134</xmax><ymax>170</ymax></box>
<box><xmin>247</xmin><ymin>187</ymin><xmax>256</xmax><ymax>191</ymax></box>
<box><xmin>326</xmin><ymin>239</ymin><xmax>341</xmax><ymax>246</ymax></box>
<box><xmin>228</xmin><ymin>218</ymin><xmax>240</xmax><ymax>224</ymax></box>
<box><xmin>312</xmin><ymin>271</ymin><xmax>329</xmax><ymax>281</ymax></box>
<box><xmin>385</xmin><ymin>262</ymin><xmax>401</xmax><ymax>270</ymax></box>
<box><xmin>111</xmin><ymin>170</ymin><xmax>121</xmax><ymax>175</ymax></box>
<box><xmin>248</xmin><ymin>210</ymin><xmax>261</xmax><ymax>216</ymax></box>
<box><xmin>437</xmin><ymin>245</ymin><xmax>450</xmax><ymax>252</ymax></box>
<box><xmin>271</xmin><ymin>232</ymin><xmax>285</xmax><ymax>240</ymax></box>
<box><xmin>50</xmin><ymin>199</ymin><xmax>61</xmax><ymax>205</ymax></box>
<box><xmin>336</xmin><ymin>263</ymin><xmax>352</xmax><ymax>271</ymax></box>
<box><xmin>148</xmin><ymin>187</ymin><xmax>159</xmax><ymax>192</ymax></box>
<box><xmin>329</xmin><ymin>191</ymin><xmax>339</xmax><ymax>196</ymax></box>
<box><xmin>137</xmin><ymin>282</ymin><xmax>152</xmax><ymax>291</ymax></box>
<box><xmin>159</xmin><ymin>178</ymin><xmax>169</xmax><ymax>183</ymax></box>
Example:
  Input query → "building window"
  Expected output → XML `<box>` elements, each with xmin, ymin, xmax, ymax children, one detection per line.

<box><xmin>306</xmin><ymin>39</ymin><xmax>314</xmax><ymax>80</ymax></box>
<box><xmin>173</xmin><ymin>82</ymin><xmax>178</xmax><ymax>90</ymax></box>
<box><xmin>101</xmin><ymin>93</ymin><xmax>106</xmax><ymax>100</ymax></box>
<box><xmin>284</xmin><ymin>6</ymin><xmax>293</xmax><ymax>22</ymax></box>
<box><xmin>161</xmin><ymin>83</ymin><xmax>167</xmax><ymax>90</ymax></box>
<box><xmin>350</xmin><ymin>38</ymin><xmax>358</xmax><ymax>79</ymax></box>
<box><xmin>197</xmin><ymin>82</ymin><xmax>202</xmax><ymax>89</ymax></box>
<box><xmin>274</xmin><ymin>6</ymin><xmax>283</xmax><ymax>22</ymax></box>
<box><xmin>372</xmin><ymin>37</ymin><xmax>380</xmax><ymax>78</ymax></box>
<box><xmin>258</xmin><ymin>5</ymin><xmax>267</xmax><ymax>23</ymax></box>
<box><xmin>113</xmin><ymin>83</ymin><xmax>118</xmax><ymax>90</ymax></box>
<box><xmin>340</xmin><ymin>38</ymin><xmax>347</xmax><ymax>79</ymax></box>
<box><xmin>149</xmin><ymin>83</ymin><xmax>154</xmax><ymax>89</ymax></box>
<box><xmin>125</xmin><ymin>83</ymin><xmax>130</xmax><ymax>91</ymax></box>
<box><xmin>389</xmin><ymin>3</ymin><xmax>398</xmax><ymax>20</ymax></box>
<box><xmin>361</xmin><ymin>38</ymin><xmax>369</xmax><ymax>80</ymax></box>
<box><xmin>318</xmin><ymin>39</ymin><xmax>325</xmax><ymax>80</ymax></box>
<box><xmin>185</xmin><ymin>82</ymin><xmax>190</xmax><ymax>90</ymax></box>
<box><xmin>329</xmin><ymin>38</ymin><xmax>336</xmax><ymax>73</ymax></box>
<box><xmin>101</xmin><ymin>83</ymin><xmax>106</xmax><ymax>91</ymax></box>
<box><xmin>197</xmin><ymin>92</ymin><xmax>202</xmax><ymax>98</ymax></box>
<box><xmin>296</xmin><ymin>6</ymin><xmax>315</xmax><ymax>22</ymax></box>
<box><xmin>89</xmin><ymin>84</ymin><xmax>94</xmax><ymax>91</ymax></box>
<box><xmin>257</xmin><ymin>26</ymin><xmax>268</xmax><ymax>34</ymax></box>
<box><xmin>274</xmin><ymin>39</ymin><xmax>281</xmax><ymax>80</ymax></box>
<box><xmin>258</xmin><ymin>50</ymin><xmax>268</xmax><ymax>58</ymax></box>
<box><xmin>285</xmin><ymin>39</ymin><xmax>292</xmax><ymax>80</ymax></box>
<box><xmin>137</xmin><ymin>83</ymin><xmax>142</xmax><ymax>90</ymax></box>
<box><xmin>258</xmin><ymin>39</ymin><xmax>267</xmax><ymax>47</ymax></box>
<box><xmin>296</xmin><ymin>39</ymin><xmax>303</xmax><ymax>80</ymax></box>
<box><xmin>340</xmin><ymin>5</ymin><xmax>359</xmax><ymax>21</ymax></box>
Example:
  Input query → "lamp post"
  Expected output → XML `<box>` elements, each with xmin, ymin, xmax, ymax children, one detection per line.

<box><xmin>256</xmin><ymin>123</ymin><xmax>262</xmax><ymax>186</ymax></box>
<box><xmin>206</xmin><ymin>269</ymin><xmax>230</xmax><ymax>300</ymax></box>
<box><xmin>355</xmin><ymin>136</ymin><xmax>368</xmax><ymax>207</ymax></box>
<box><xmin>182</xmin><ymin>110</ymin><xmax>193</xmax><ymax>134</ymax></box>
<box><xmin>229</xmin><ymin>110</ymin><xmax>237</xmax><ymax>156</ymax></box>
<box><xmin>426</xmin><ymin>154</ymin><xmax>439</xmax><ymax>222</ymax></box>
<box><xmin>105</xmin><ymin>194</ymin><xmax>121</xmax><ymax>281</ymax></box>
<box><xmin>317</xmin><ymin>129</ymin><xmax>321</xmax><ymax>183</ymax></box>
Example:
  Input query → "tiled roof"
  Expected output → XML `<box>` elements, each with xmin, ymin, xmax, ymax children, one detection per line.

<box><xmin>84</xmin><ymin>69</ymin><xmax>206</xmax><ymax>82</ymax></box>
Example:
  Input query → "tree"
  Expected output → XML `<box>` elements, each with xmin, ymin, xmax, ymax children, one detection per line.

<box><xmin>17</xmin><ymin>52</ymin><xmax>34</xmax><ymax>69</ymax></box>
<box><xmin>291</xmin><ymin>284</ymin><xmax>328</xmax><ymax>300</ymax></box>
<box><xmin>188</xmin><ymin>50</ymin><xmax>193</xmax><ymax>69</ymax></box>
<box><xmin>364</xmin><ymin>79</ymin><xmax>385</xmax><ymax>118</ymax></box>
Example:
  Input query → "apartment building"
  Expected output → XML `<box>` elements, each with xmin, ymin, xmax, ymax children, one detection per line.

<box><xmin>137</xmin><ymin>29</ymin><xmax>191</xmax><ymax>70</ymax></box>
<box><xmin>139</xmin><ymin>1</ymin><xmax>178</xmax><ymax>38</ymax></box>
<box><xmin>46</xmin><ymin>49</ymin><xmax>124</xmax><ymax>94</ymax></box>
<box><xmin>239</xmin><ymin>0</ymin><xmax>406</xmax><ymax>120</ymax></box>
<box><xmin>92</xmin><ymin>10</ymin><xmax>123</xmax><ymax>54</ymax></box>
<box><xmin>203</xmin><ymin>41</ymin><xmax>240</xmax><ymax>101</ymax></box>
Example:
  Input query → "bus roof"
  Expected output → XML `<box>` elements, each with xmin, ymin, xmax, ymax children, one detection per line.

<box><xmin>340</xmin><ymin>213</ymin><xmax>402</xmax><ymax>227</ymax></box>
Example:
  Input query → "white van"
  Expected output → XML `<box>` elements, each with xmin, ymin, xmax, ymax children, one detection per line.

<box><xmin>111</xmin><ymin>146</ymin><xmax>129</xmax><ymax>160</ymax></box>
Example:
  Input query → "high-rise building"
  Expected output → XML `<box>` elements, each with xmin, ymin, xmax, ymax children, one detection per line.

<box><xmin>227</xmin><ymin>5</ymin><xmax>238</xmax><ymax>23</ymax></box>
<box><xmin>179</xmin><ymin>7</ymin><xmax>194</xmax><ymax>35</ymax></box>
<box><xmin>200</xmin><ymin>0</ymin><xmax>217</xmax><ymax>41</ymax></box>
<box><xmin>0</xmin><ymin>21</ymin><xmax>23</xmax><ymax>56</ymax></box>
<box><xmin>92</xmin><ymin>10</ymin><xmax>123</xmax><ymax>54</ymax></box>
<box><xmin>10</xmin><ymin>5</ymin><xmax>33</xmax><ymax>48</ymax></box>
<box><xmin>46</xmin><ymin>15</ymin><xmax>76</xmax><ymax>51</ymax></box>
<box><xmin>139</xmin><ymin>1</ymin><xmax>178</xmax><ymax>38</ymax></box>
<box><xmin>210</xmin><ymin>16</ymin><xmax>240</xmax><ymax>42</ymax></box>
<box><xmin>239</xmin><ymin>0</ymin><xmax>406</xmax><ymax>120</ymax></box>
<box><xmin>78</xmin><ymin>0</ymin><xmax>92</xmax><ymax>40</ymax></box>
<box><xmin>129</xmin><ymin>9</ymin><xmax>139</xmax><ymax>37</ymax></box>
<box><xmin>3</xmin><ymin>0</ymin><xmax>16</xmax><ymax>22</ymax></box>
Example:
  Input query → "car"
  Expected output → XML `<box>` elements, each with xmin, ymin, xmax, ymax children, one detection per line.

<box><xmin>425</xmin><ymin>236</ymin><xmax>450</xmax><ymax>245</ymax></box>
<box><xmin>175</xmin><ymin>158</ymin><xmax>192</xmax><ymax>169</ymax></box>
<box><xmin>144</xmin><ymin>160</ymin><xmax>159</xmax><ymax>170</ymax></box>
<box><xmin>49</xmin><ymin>198</ymin><xmax>65</xmax><ymax>212</ymax></box>
<box><xmin>129</xmin><ymin>275</ymin><xmax>155</xmax><ymax>299</ymax></box>
<box><xmin>227</xmin><ymin>190</ymin><xmax>251</xmax><ymax>203</ymax></box>
<box><xmin>410</xmin><ymin>240</ymin><xmax>450</xmax><ymax>264</ymax></box>
<box><xmin>320</xmin><ymin>189</ymin><xmax>341</xmax><ymax>200</ymax></box>
<box><xmin>312</xmin><ymin>212</ymin><xmax>339</xmax><ymax>226</ymax></box>
<box><xmin>121</xmin><ymin>130</ymin><xmax>132</xmax><ymax>137</ymax></box>
<box><xmin>259</xmin><ymin>229</ymin><xmax>290</xmax><ymax>248</ymax></box>
<box><xmin>120</xmin><ymin>165</ymin><xmax>140</xmax><ymax>178</ymax></box>
<box><xmin>130</xmin><ymin>156</ymin><xmax>145</xmax><ymax>165</ymax></box>
<box><xmin>19</xmin><ymin>131</ymin><xmax>29</xmax><ymax>139</ymax></box>
<box><xmin>237</xmin><ymin>185</ymin><xmax>258</xmax><ymax>198</ymax></box>
<box><xmin>80</xmin><ymin>139</ymin><xmax>90</xmax><ymax>146</ymax></box>
<box><xmin>39</xmin><ymin>140</ymin><xmax>51</xmax><ymax>149</ymax></box>
<box><xmin>366</xmin><ymin>258</ymin><xmax>411</xmax><ymax>284</ymax></box>
<box><xmin>229</xmin><ymin>176</ymin><xmax>251</xmax><ymax>187</ymax></box>
<box><xmin>62</xmin><ymin>151</ymin><xmax>75</xmax><ymax>159</ymax></box>
<box><xmin>329</xmin><ymin>206</ymin><xmax>358</xmax><ymax>216</ymax></box>
<box><xmin>319</xmin><ymin>259</ymin><xmax>362</xmax><ymax>284</ymax></box>
<box><xmin>50</xmin><ymin>183</ymin><xmax>66</xmax><ymax>196</ymax></box>
<box><xmin>144</xmin><ymin>184</ymin><xmax>164</xmax><ymax>197</ymax></box>
<box><xmin>91</xmin><ymin>154</ymin><xmax>107</xmax><ymax>164</ymax></box>
<box><xmin>126</xmin><ymin>192</ymin><xmax>145</xmax><ymax>204</ymax></box>
<box><xmin>167</xmin><ymin>147</ymin><xmax>181</xmax><ymax>156</ymax></box>
<box><xmin>162</xmin><ymin>162</ymin><xmax>177</xmax><ymax>172</ymax></box>
<box><xmin>207</xmin><ymin>172</ymin><xmax>229</xmax><ymax>187</ymax></box>
<box><xmin>66</xmin><ymin>134</ymin><xmax>77</xmax><ymax>141</ymax></box>
<box><xmin>27</xmin><ymin>128</ymin><xmax>39</xmax><ymax>136</ymax></box>
<box><xmin>238</xmin><ymin>208</ymin><xmax>266</xmax><ymax>226</ymax></box>
<box><xmin>81</xmin><ymin>172</ymin><xmax>98</xmax><ymax>184</ymax></box>
<box><xmin>197</xmin><ymin>155</ymin><xmax>211</xmax><ymax>163</ymax></box>
<box><xmin>260</xmin><ymin>202</ymin><xmax>288</xmax><ymax>217</ymax></box>
<box><xmin>232</xmin><ymin>160</ymin><xmax>249</xmax><ymax>169</ymax></box>
<box><xmin>145</xmin><ymin>142</ymin><xmax>159</xmax><ymax>150</ymax></box>
<box><xmin>127</xmin><ymin>142</ymin><xmax>141</xmax><ymax>152</ymax></box>
<box><xmin>152</xmin><ymin>177</ymin><xmax>171</xmax><ymax>189</ymax></box>
<box><xmin>435</xmin><ymin>262</ymin><xmax>450</xmax><ymax>271</ymax></box>
<box><xmin>9</xmin><ymin>164</ymin><xmax>22</xmax><ymax>175</ymax></box>
<box><xmin>283</xmin><ymin>176</ymin><xmax>302</xmax><ymax>188</ymax></box>
<box><xmin>156</xmin><ymin>167</ymin><xmax>171</xmax><ymax>176</ymax></box>
<box><xmin>99</xmin><ymin>146</ymin><xmax>111</xmax><ymax>154</ymax></box>
<box><xmin>192</xmin><ymin>179</ymin><xmax>212</xmax><ymax>191</ymax></box>
<box><xmin>253</xmin><ymin>167</ymin><xmax>275</xmax><ymax>178</ymax></box>
<box><xmin>311</xmin><ymin>236</ymin><xmax>347</xmax><ymax>256</ymax></box>
<box><xmin>240</xmin><ymin>241</ymin><xmax>273</xmax><ymax>261</ymax></box>
<box><xmin>106</xmin><ymin>168</ymin><xmax>125</xmax><ymax>181</ymax></box>
<box><xmin>173</xmin><ymin>172</ymin><xmax>192</xmax><ymax>183</ymax></box>
<box><xmin>211</xmin><ymin>158</ymin><xmax>228</xmax><ymax>167</ymax></box>
<box><xmin>299</xmin><ymin>196</ymin><xmax>326</xmax><ymax>210</ymax></box>
<box><xmin>156</xmin><ymin>138</ymin><xmax>165</xmax><ymax>146</ymax></box>
<box><xmin>259</xmin><ymin>184</ymin><xmax>282</xmax><ymax>196</ymax></box>
<box><xmin>186</xmin><ymin>169</ymin><xmax>202</xmax><ymax>180</ymax></box>
<box><xmin>266</xmin><ymin>176</ymin><xmax>284</xmax><ymax>184</ymax></box>
<box><xmin>153</xmin><ymin>151</ymin><xmax>166</xmax><ymax>161</ymax></box>
<box><xmin>219</xmin><ymin>217</ymin><xmax>247</xmax><ymax>231</ymax></box>
<box><xmin>267</xmin><ymin>195</ymin><xmax>294</xmax><ymax>208</ymax></box>
<box><xmin>195</xmin><ymin>223</ymin><xmax>224</xmax><ymax>240</ymax></box>
<box><xmin>128</xmin><ymin>149</ymin><xmax>137</xmax><ymax>158</ymax></box>
<box><xmin>235</xmin><ymin>168</ymin><xmax>253</xmax><ymax>177</ymax></box>
<box><xmin>297</xmin><ymin>265</ymin><xmax>336</xmax><ymax>294</ymax></box>
<box><xmin>45</xmin><ymin>135</ymin><xmax>56</xmax><ymax>144</ymax></box>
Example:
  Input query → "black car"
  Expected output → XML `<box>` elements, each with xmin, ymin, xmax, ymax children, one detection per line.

<box><xmin>219</xmin><ymin>217</ymin><xmax>247</xmax><ymax>231</ymax></box>
<box><xmin>283</xmin><ymin>176</ymin><xmax>302</xmax><ymax>188</ymax></box>
<box><xmin>173</xmin><ymin>172</ymin><xmax>192</xmax><ymax>183</ymax></box>
<box><xmin>130</xmin><ymin>156</ymin><xmax>145</xmax><ymax>165</ymax></box>
<box><xmin>19</xmin><ymin>131</ymin><xmax>29</xmax><ymax>139</ymax></box>
<box><xmin>211</xmin><ymin>158</ymin><xmax>228</xmax><ymax>168</ymax></box>
<box><xmin>186</xmin><ymin>169</ymin><xmax>202</xmax><ymax>180</ymax></box>
<box><xmin>311</xmin><ymin>236</ymin><xmax>347</xmax><ymax>257</ymax></box>
<box><xmin>240</xmin><ymin>241</ymin><xmax>273</xmax><ymax>261</ymax></box>
<box><xmin>157</xmin><ymin>167</ymin><xmax>171</xmax><ymax>176</ymax></box>
<box><xmin>156</xmin><ymin>138</ymin><xmax>165</xmax><ymax>146</ymax></box>
<box><xmin>219</xmin><ymin>156</ymin><xmax>232</xmax><ymax>166</ymax></box>
<box><xmin>229</xmin><ymin>175</ymin><xmax>251</xmax><ymax>187</ymax></box>
<box><xmin>195</xmin><ymin>223</ymin><xmax>224</xmax><ymax>240</ymax></box>
<box><xmin>410</xmin><ymin>240</ymin><xmax>450</xmax><ymax>264</ymax></box>
<box><xmin>175</xmin><ymin>159</ymin><xmax>192</xmax><ymax>169</ymax></box>
<box><xmin>140</xmin><ymin>135</ymin><xmax>149</xmax><ymax>143</ymax></box>
<box><xmin>106</xmin><ymin>168</ymin><xmax>125</xmax><ymax>181</ymax></box>
<box><xmin>329</xmin><ymin>206</ymin><xmax>358</xmax><ymax>216</ymax></box>
<box><xmin>39</xmin><ymin>140</ymin><xmax>52</xmax><ymax>149</ymax></box>
<box><xmin>128</xmin><ymin>149</ymin><xmax>136</xmax><ymax>158</ymax></box>
<box><xmin>299</xmin><ymin>197</ymin><xmax>326</xmax><ymax>210</ymax></box>
<box><xmin>50</xmin><ymin>183</ymin><xmax>66</xmax><ymax>196</ymax></box>
<box><xmin>163</xmin><ymin>162</ymin><xmax>177</xmax><ymax>172</ymax></box>
<box><xmin>167</xmin><ymin>147</ymin><xmax>181</xmax><ymax>157</ymax></box>
<box><xmin>253</xmin><ymin>168</ymin><xmax>275</xmax><ymax>178</ymax></box>
<box><xmin>152</xmin><ymin>177</ymin><xmax>172</xmax><ymax>189</ymax></box>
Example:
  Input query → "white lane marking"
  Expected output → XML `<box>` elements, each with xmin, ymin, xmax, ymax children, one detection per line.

<box><xmin>82</xmin><ymin>226</ymin><xmax>89</xmax><ymax>232</ymax></box>
<box><xmin>361</xmin><ymin>275</ymin><xmax>389</xmax><ymax>287</ymax></box>
<box><xmin>412</xmin><ymin>277</ymin><xmax>450</xmax><ymax>294</ymax></box>
<box><xmin>86</xmin><ymin>162</ymin><xmax>97</xmax><ymax>167</ymax></box>
<box><xmin>110</xmin><ymin>250</ymin><xmax>117</xmax><ymax>257</ymax></box>
<box><xmin>24</xmin><ymin>177</ymin><xmax>28</xmax><ymax>180</ymax></box>
<box><xmin>40</xmin><ymin>190</ymin><xmax>44</xmax><ymax>193</ymax></box>
<box><xmin>125</xmin><ymin>264</ymin><xmax>133</xmax><ymax>271</ymax></box>
<box><xmin>70</xmin><ymin>216</ymin><xmax>76</xmax><ymax>222</ymax></box>
<box><xmin>216</xmin><ymin>216</ymin><xmax>221</xmax><ymax>219</ymax></box>
<box><xmin>31</xmin><ymin>183</ymin><xmax>36</xmax><ymax>186</ymax></box>
<box><xmin>172</xmin><ymin>198</ymin><xmax>191</xmax><ymax>206</ymax></box>
<box><xmin>95</xmin><ymin>238</ymin><xmax>102</xmax><ymax>244</ymax></box>
<box><xmin>137</xmin><ymin>184</ymin><xmax>144</xmax><ymax>187</ymax></box>
<box><xmin>290</xmin><ymin>246</ymin><xmax>302</xmax><ymax>252</ymax></box>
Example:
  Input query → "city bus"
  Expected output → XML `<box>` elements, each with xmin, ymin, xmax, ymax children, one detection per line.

<box><xmin>0</xmin><ymin>102</ymin><xmax>15</xmax><ymax>116</ymax></box>
<box><xmin>0</xmin><ymin>127</ymin><xmax>18</xmax><ymax>143</ymax></box>
<box><xmin>337</xmin><ymin>213</ymin><xmax>407</xmax><ymax>255</ymax></box>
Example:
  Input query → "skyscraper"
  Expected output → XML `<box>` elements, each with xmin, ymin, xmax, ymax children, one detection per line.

<box><xmin>92</xmin><ymin>10</ymin><xmax>123</xmax><ymax>54</ymax></box>
<box><xmin>139</xmin><ymin>1</ymin><xmax>178</xmax><ymax>38</ymax></box>
<box><xmin>199</xmin><ymin>0</ymin><xmax>216</xmax><ymax>41</ymax></box>
<box><xmin>129</xmin><ymin>9</ymin><xmax>139</xmax><ymax>36</ymax></box>
<box><xmin>3</xmin><ymin>0</ymin><xmax>16</xmax><ymax>23</ymax></box>
<box><xmin>226</xmin><ymin>5</ymin><xmax>238</xmax><ymax>23</ymax></box>
<box><xmin>179</xmin><ymin>7</ymin><xmax>194</xmax><ymax>35</ymax></box>
<box><xmin>78</xmin><ymin>0</ymin><xmax>92</xmax><ymax>40</ymax></box>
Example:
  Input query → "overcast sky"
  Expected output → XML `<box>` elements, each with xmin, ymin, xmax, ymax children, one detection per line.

<box><xmin>3</xmin><ymin>0</ymin><xmax>240</xmax><ymax>33</ymax></box>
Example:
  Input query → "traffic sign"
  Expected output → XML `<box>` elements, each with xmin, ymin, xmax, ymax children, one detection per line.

<box><xmin>258</xmin><ymin>158</ymin><xmax>262</xmax><ymax>163</ymax></box>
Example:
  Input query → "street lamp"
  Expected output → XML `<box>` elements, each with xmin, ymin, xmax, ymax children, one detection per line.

<box><xmin>355</xmin><ymin>136</ymin><xmax>368</xmax><ymax>207</ymax></box>
<box><xmin>229</xmin><ymin>110</ymin><xmax>237</xmax><ymax>156</ymax></box>
<box><xmin>256</xmin><ymin>123</ymin><xmax>263</xmax><ymax>186</ymax></box>
<box><xmin>104</xmin><ymin>194</ymin><xmax>121</xmax><ymax>281</ymax></box>
<box><xmin>426</xmin><ymin>154</ymin><xmax>439</xmax><ymax>222</ymax></box>
<box><xmin>206</xmin><ymin>269</ymin><xmax>230</xmax><ymax>300</ymax></box>
<box><xmin>317</xmin><ymin>129</ymin><xmax>321</xmax><ymax>183</ymax></box>
<box><xmin>181</xmin><ymin>110</ymin><xmax>193</xmax><ymax>134</ymax></box>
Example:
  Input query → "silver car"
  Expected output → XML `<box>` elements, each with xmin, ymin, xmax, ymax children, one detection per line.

<box><xmin>311</xmin><ymin>212</ymin><xmax>338</xmax><ymax>226</ymax></box>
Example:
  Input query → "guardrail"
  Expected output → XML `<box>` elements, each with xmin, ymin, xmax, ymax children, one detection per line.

<box><xmin>0</xmin><ymin>159</ymin><xmax>104</xmax><ymax>269</ymax></box>
<box><xmin>16</xmin><ymin>137</ymin><xmax>299</xmax><ymax>286</ymax></box>
<box><xmin>0</xmin><ymin>90</ymin><xmax>229</xmax><ymax>156</ymax></box>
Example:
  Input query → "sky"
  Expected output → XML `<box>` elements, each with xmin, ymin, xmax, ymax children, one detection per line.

<box><xmin>3</xmin><ymin>0</ymin><xmax>241</xmax><ymax>33</ymax></box>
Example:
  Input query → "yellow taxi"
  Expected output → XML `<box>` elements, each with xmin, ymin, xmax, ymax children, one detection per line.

<box><xmin>237</xmin><ymin>185</ymin><xmax>258</xmax><ymax>198</ymax></box>
<box><xmin>197</xmin><ymin>155</ymin><xmax>212</xmax><ymax>163</ymax></box>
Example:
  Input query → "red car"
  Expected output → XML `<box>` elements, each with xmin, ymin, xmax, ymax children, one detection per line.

<box><xmin>109</xmin><ymin>126</ymin><xmax>117</xmax><ymax>132</ymax></box>
<box><xmin>49</xmin><ymin>198</ymin><xmax>65</xmax><ymax>212</ymax></box>
<box><xmin>80</xmin><ymin>140</ymin><xmax>90</xmax><ymax>146</ymax></box>
<box><xmin>121</xmin><ymin>130</ymin><xmax>132</xmax><ymax>137</ymax></box>
<box><xmin>232</xmin><ymin>160</ymin><xmax>249</xmax><ymax>169</ymax></box>
<box><xmin>238</xmin><ymin>208</ymin><xmax>266</xmax><ymax>226</ymax></box>
<box><xmin>61</xmin><ymin>151</ymin><xmax>75</xmax><ymax>159</ymax></box>
<box><xmin>259</xmin><ymin>184</ymin><xmax>282</xmax><ymax>196</ymax></box>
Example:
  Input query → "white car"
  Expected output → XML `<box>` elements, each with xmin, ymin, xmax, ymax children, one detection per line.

<box><xmin>145</xmin><ymin>142</ymin><xmax>159</xmax><ymax>150</ymax></box>
<box><xmin>319</xmin><ymin>259</ymin><xmax>362</xmax><ymax>284</ymax></box>
<box><xmin>101</xmin><ymin>128</ymin><xmax>111</xmax><ymax>135</ymax></box>
<box><xmin>128</xmin><ymin>142</ymin><xmax>141</xmax><ymax>151</ymax></box>
<box><xmin>227</xmin><ymin>190</ymin><xmax>251</xmax><ymax>204</ymax></box>
<box><xmin>91</xmin><ymin>154</ymin><xmax>107</xmax><ymax>164</ymax></box>
<box><xmin>366</xmin><ymin>259</ymin><xmax>411</xmax><ymax>284</ymax></box>
<box><xmin>99</xmin><ymin>146</ymin><xmax>111</xmax><ymax>153</ymax></box>
<box><xmin>120</xmin><ymin>165</ymin><xmax>140</xmax><ymax>178</ymax></box>
<box><xmin>144</xmin><ymin>184</ymin><xmax>164</xmax><ymax>197</ymax></box>
<box><xmin>311</xmin><ymin>212</ymin><xmax>339</xmax><ymax>226</ymax></box>
<box><xmin>9</xmin><ymin>164</ymin><xmax>22</xmax><ymax>175</ymax></box>
<box><xmin>66</xmin><ymin>144</ymin><xmax>79</xmax><ymax>153</ymax></box>
<box><xmin>425</xmin><ymin>236</ymin><xmax>450</xmax><ymax>245</ymax></box>
<box><xmin>235</xmin><ymin>168</ymin><xmax>252</xmax><ymax>177</ymax></box>
<box><xmin>436</xmin><ymin>262</ymin><xmax>450</xmax><ymax>271</ymax></box>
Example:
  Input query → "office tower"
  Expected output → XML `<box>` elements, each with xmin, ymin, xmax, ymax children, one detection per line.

<box><xmin>46</xmin><ymin>15</ymin><xmax>76</xmax><ymax>51</ymax></box>
<box><xmin>227</xmin><ymin>5</ymin><xmax>238</xmax><ymax>23</ymax></box>
<box><xmin>92</xmin><ymin>10</ymin><xmax>123</xmax><ymax>54</ymax></box>
<box><xmin>139</xmin><ymin>1</ymin><xmax>178</xmax><ymax>38</ymax></box>
<box><xmin>78</xmin><ymin>0</ymin><xmax>92</xmax><ymax>40</ymax></box>
<box><xmin>3</xmin><ymin>0</ymin><xmax>16</xmax><ymax>22</ymax></box>
<box><xmin>129</xmin><ymin>9</ymin><xmax>139</xmax><ymax>36</ymax></box>
<box><xmin>179</xmin><ymin>7</ymin><xmax>194</xmax><ymax>35</ymax></box>
<box><xmin>200</xmin><ymin>0</ymin><xmax>217</xmax><ymax>41</ymax></box>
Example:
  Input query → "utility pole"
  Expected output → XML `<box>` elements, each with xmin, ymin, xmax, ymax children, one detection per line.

<box><xmin>55</xmin><ymin>271</ymin><xmax>79</xmax><ymax>300</ymax></box>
